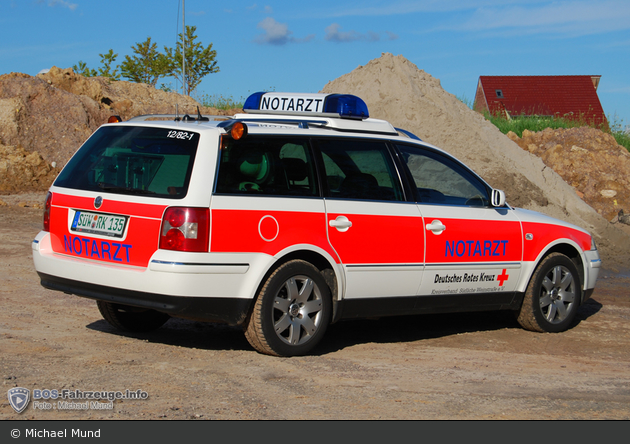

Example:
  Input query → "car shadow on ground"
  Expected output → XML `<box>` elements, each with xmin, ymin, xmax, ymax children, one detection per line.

<box><xmin>316</xmin><ymin>298</ymin><xmax>604</xmax><ymax>355</ymax></box>
<box><xmin>85</xmin><ymin>298</ymin><xmax>604</xmax><ymax>356</ymax></box>
<box><xmin>86</xmin><ymin>318</ymin><xmax>253</xmax><ymax>352</ymax></box>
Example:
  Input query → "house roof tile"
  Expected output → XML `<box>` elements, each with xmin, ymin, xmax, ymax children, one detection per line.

<box><xmin>476</xmin><ymin>75</ymin><xmax>606</xmax><ymax>125</ymax></box>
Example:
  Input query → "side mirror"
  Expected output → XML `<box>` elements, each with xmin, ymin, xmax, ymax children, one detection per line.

<box><xmin>491</xmin><ymin>189</ymin><xmax>506</xmax><ymax>207</ymax></box>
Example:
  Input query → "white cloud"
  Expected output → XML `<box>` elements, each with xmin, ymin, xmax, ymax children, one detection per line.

<box><xmin>456</xmin><ymin>1</ymin><xmax>630</xmax><ymax>34</ymax></box>
<box><xmin>307</xmin><ymin>1</ymin><xmax>630</xmax><ymax>37</ymax></box>
<box><xmin>255</xmin><ymin>17</ymin><xmax>292</xmax><ymax>45</ymax></box>
<box><xmin>318</xmin><ymin>0</ymin><xmax>529</xmax><ymax>18</ymax></box>
<box><xmin>39</xmin><ymin>0</ymin><xmax>78</xmax><ymax>11</ymax></box>
<box><xmin>410</xmin><ymin>0</ymin><xmax>630</xmax><ymax>38</ymax></box>
<box><xmin>254</xmin><ymin>17</ymin><xmax>314</xmax><ymax>45</ymax></box>
<box><xmin>325</xmin><ymin>23</ymin><xmax>388</xmax><ymax>43</ymax></box>
<box><xmin>601</xmin><ymin>86</ymin><xmax>630</xmax><ymax>95</ymax></box>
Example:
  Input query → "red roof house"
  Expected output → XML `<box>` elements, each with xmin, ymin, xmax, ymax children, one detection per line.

<box><xmin>473</xmin><ymin>75</ymin><xmax>606</xmax><ymax>127</ymax></box>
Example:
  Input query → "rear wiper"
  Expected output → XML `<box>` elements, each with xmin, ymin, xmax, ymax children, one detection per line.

<box><xmin>97</xmin><ymin>183</ymin><xmax>157</xmax><ymax>195</ymax></box>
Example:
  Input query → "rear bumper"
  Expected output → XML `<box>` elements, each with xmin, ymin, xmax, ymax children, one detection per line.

<box><xmin>32</xmin><ymin>230</ymin><xmax>274</xmax><ymax>325</ymax></box>
<box><xmin>32</xmin><ymin>231</ymin><xmax>274</xmax><ymax>299</ymax></box>
<box><xmin>39</xmin><ymin>272</ymin><xmax>253</xmax><ymax>325</ymax></box>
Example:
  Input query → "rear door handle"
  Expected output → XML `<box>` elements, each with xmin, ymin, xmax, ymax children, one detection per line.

<box><xmin>329</xmin><ymin>216</ymin><xmax>352</xmax><ymax>232</ymax></box>
<box><xmin>426</xmin><ymin>219</ymin><xmax>446</xmax><ymax>235</ymax></box>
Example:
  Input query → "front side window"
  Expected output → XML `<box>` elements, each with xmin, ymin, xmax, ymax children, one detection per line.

<box><xmin>54</xmin><ymin>126</ymin><xmax>199</xmax><ymax>198</ymax></box>
<box><xmin>396</xmin><ymin>144</ymin><xmax>490</xmax><ymax>206</ymax></box>
<box><xmin>315</xmin><ymin>139</ymin><xmax>404</xmax><ymax>201</ymax></box>
<box><xmin>215</xmin><ymin>137</ymin><xmax>318</xmax><ymax>197</ymax></box>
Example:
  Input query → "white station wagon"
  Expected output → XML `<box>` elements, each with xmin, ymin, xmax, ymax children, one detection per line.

<box><xmin>32</xmin><ymin>92</ymin><xmax>601</xmax><ymax>356</ymax></box>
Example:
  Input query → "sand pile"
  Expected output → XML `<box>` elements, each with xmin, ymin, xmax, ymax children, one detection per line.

<box><xmin>321</xmin><ymin>53</ymin><xmax>630</xmax><ymax>265</ymax></box>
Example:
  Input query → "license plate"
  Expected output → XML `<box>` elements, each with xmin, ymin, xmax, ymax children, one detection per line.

<box><xmin>71</xmin><ymin>211</ymin><xmax>128</xmax><ymax>238</ymax></box>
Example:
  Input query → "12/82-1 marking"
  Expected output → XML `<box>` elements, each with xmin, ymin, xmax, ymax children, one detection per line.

<box><xmin>166</xmin><ymin>130</ymin><xmax>195</xmax><ymax>140</ymax></box>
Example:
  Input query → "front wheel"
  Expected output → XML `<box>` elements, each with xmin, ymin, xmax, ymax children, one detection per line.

<box><xmin>96</xmin><ymin>301</ymin><xmax>170</xmax><ymax>332</ymax></box>
<box><xmin>517</xmin><ymin>253</ymin><xmax>582</xmax><ymax>333</ymax></box>
<box><xmin>245</xmin><ymin>260</ymin><xmax>332</xmax><ymax>356</ymax></box>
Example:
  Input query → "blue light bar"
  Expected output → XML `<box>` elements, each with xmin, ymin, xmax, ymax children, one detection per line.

<box><xmin>243</xmin><ymin>92</ymin><xmax>369</xmax><ymax>120</ymax></box>
<box><xmin>243</xmin><ymin>92</ymin><xmax>266</xmax><ymax>111</ymax></box>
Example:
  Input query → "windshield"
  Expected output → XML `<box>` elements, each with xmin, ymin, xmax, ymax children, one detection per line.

<box><xmin>54</xmin><ymin>126</ymin><xmax>199</xmax><ymax>199</ymax></box>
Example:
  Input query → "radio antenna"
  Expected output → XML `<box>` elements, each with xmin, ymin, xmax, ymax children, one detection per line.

<box><xmin>182</xmin><ymin>0</ymin><xmax>186</xmax><ymax>96</ymax></box>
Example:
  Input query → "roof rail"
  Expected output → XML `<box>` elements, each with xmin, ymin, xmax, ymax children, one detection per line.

<box><xmin>395</xmin><ymin>127</ymin><xmax>422</xmax><ymax>140</ymax></box>
<box><xmin>127</xmin><ymin>114</ymin><xmax>231</xmax><ymax>122</ymax></box>
<box><xmin>232</xmin><ymin>113</ymin><xmax>398</xmax><ymax>136</ymax></box>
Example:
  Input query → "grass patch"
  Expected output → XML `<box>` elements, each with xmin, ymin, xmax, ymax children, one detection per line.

<box><xmin>456</xmin><ymin>96</ymin><xmax>630</xmax><ymax>151</ymax></box>
<box><xmin>609</xmin><ymin>114</ymin><xmax>630</xmax><ymax>151</ymax></box>
<box><xmin>483</xmin><ymin>113</ymin><xmax>587</xmax><ymax>138</ymax></box>
<box><xmin>483</xmin><ymin>112</ymin><xmax>630</xmax><ymax>152</ymax></box>
<box><xmin>196</xmin><ymin>93</ymin><xmax>244</xmax><ymax>110</ymax></box>
<box><xmin>613</xmin><ymin>131</ymin><xmax>630</xmax><ymax>150</ymax></box>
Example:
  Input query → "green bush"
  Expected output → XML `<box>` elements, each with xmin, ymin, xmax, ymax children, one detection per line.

<box><xmin>608</xmin><ymin>114</ymin><xmax>630</xmax><ymax>152</ymax></box>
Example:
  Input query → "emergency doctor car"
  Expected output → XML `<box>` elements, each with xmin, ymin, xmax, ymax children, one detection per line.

<box><xmin>32</xmin><ymin>92</ymin><xmax>602</xmax><ymax>356</ymax></box>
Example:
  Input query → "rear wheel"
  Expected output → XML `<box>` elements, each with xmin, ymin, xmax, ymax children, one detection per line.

<box><xmin>245</xmin><ymin>260</ymin><xmax>331</xmax><ymax>356</ymax></box>
<box><xmin>96</xmin><ymin>301</ymin><xmax>170</xmax><ymax>332</ymax></box>
<box><xmin>517</xmin><ymin>253</ymin><xmax>581</xmax><ymax>333</ymax></box>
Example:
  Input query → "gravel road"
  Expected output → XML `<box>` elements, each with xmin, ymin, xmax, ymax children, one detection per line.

<box><xmin>2</xmin><ymin>193</ymin><xmax>629</xmax><ymax>420</ymax></box>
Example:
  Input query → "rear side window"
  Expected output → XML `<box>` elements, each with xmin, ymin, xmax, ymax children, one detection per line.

<box><xmin>54</xmin><ymin>126</ymin><xmax>199</xmax><ymax>198</ymax></box>
<box><xmin>315</xmin><ymin>139</ymin><xmax>404</xmax><ymax>202</ymax></box>
<box><xmin>215</xmin><ymin>137</ymin><xmax>318</xmax><ymax>197</ymax></box>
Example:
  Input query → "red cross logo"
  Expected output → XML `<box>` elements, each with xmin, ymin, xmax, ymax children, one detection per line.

<box><xmin>497</xmin><ymin>269</ymin><xmax>509</xmax><ymax>287</ymax></box>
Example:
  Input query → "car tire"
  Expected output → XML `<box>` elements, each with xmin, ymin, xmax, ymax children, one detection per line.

<box><xmin>245</xmin><ymin>260</ymin><xmax>332</xmax><ymax>357</ymax></box>
<box><xmin>96</xmin><ymin>301</ymin><xmax>170</xmax><ymax>332</ymax></box>
<box><xmin>517</xmin><ymin>253</ymin><xmax>582</xmax><ymax>333</ymax></box>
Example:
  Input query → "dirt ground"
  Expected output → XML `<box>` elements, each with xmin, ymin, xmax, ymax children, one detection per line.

<box><xmin>1</xmin><ymin>193</ymin><xmax>629</xmax><ymax>420</ymax></box>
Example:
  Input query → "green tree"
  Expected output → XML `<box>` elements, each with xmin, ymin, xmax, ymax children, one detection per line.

<box><xmin>120</xmin><ymin>37</ymin><xmax>170</xmax><ymax>87</ymax></box>
<box><xmin>72</xmin><ymin>61</ymin><xmax>97</xmax><ymax>77</ymax></box>
<box><xmin>72</xmin><ymin>50</ymin><xmax>119</xmax><ymax>80</ymax></box>
<box><xmin>165</xmin><ymin>25</ymin><xmax>219</xmax><ymax>95</ymax></box>
<box><xmin>97</xmin><ymin>49</ymin><xmax>121</xmax><ymax>80</ymax></box>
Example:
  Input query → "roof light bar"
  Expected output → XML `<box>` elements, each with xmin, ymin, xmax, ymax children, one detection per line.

<box><xmin>243</xmin><ymin>92</ymin><xmax>369</xmax><ymax>120</ymax></box>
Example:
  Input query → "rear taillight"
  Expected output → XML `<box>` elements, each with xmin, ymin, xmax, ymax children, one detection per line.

<box><xmin>159</xmin><ymin>207</ymin><xmax>209</xmax><ymax>252</ymax></box>
<box><xmin>43</xmin><ymin>192</ymin><xmax>52</xmax><ymax>232</ymax></box>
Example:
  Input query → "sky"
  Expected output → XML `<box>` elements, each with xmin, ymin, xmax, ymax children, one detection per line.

<box><xmin>1</xmin><ymin>0</ymin><xmax>629</xmax><ymax>129</ymax></box>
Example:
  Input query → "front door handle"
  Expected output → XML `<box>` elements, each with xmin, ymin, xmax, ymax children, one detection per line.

<box><xmin>426</xmin><ymin>219</ymin><xmax>446</xmax><ymax>235</ymax></box>
<box><xmin>329</xmin><ymin>215</ymin><xmax>352</xmax><ymax>232</ymax></box>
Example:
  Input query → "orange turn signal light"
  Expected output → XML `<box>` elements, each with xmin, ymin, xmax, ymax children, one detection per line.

<box><xmin>230</xmin><ymin>122</ymin><xmax>248</xmax><ymax>140</ymax></box>
<box><xmin>107</xmin><ymin>115</ymin><xmax>122</xmax><ymax>124</ymax></box>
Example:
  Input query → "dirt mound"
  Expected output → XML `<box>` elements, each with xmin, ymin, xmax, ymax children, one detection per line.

<box><xmin>0</xmin><ymin>144</ymin><xmax>58</xmax><ymax>193</ymax></box>
<box><xmin>507</xmin><ymin>127</ymin><xmax>630</xmax><ymax>222</ymax></box>
<box><xmin>0</xmin><ymin>67</ymin><xmax>228</xmax><ymax>173</ymax></box>
<box><xmin>321</xmin><ymin>53</ymin><xmax>630</xmax><ymax>265</ymax></box>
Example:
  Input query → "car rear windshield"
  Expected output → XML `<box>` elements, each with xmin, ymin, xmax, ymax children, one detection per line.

<box><xmin>54</xmin><ymin>126</ymin><xmax>199</xmax><ymax>199</ymax></box>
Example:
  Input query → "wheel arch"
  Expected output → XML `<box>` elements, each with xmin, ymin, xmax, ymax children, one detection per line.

<box><xmin>524</xmin><ymin>238</ymin><xmax>587</xmax><ymax>304</ymax></box>
<box><xmin>248</xmin><ymin>245</ymin><xmax>344</xmax><ymax>324</ymax></box>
